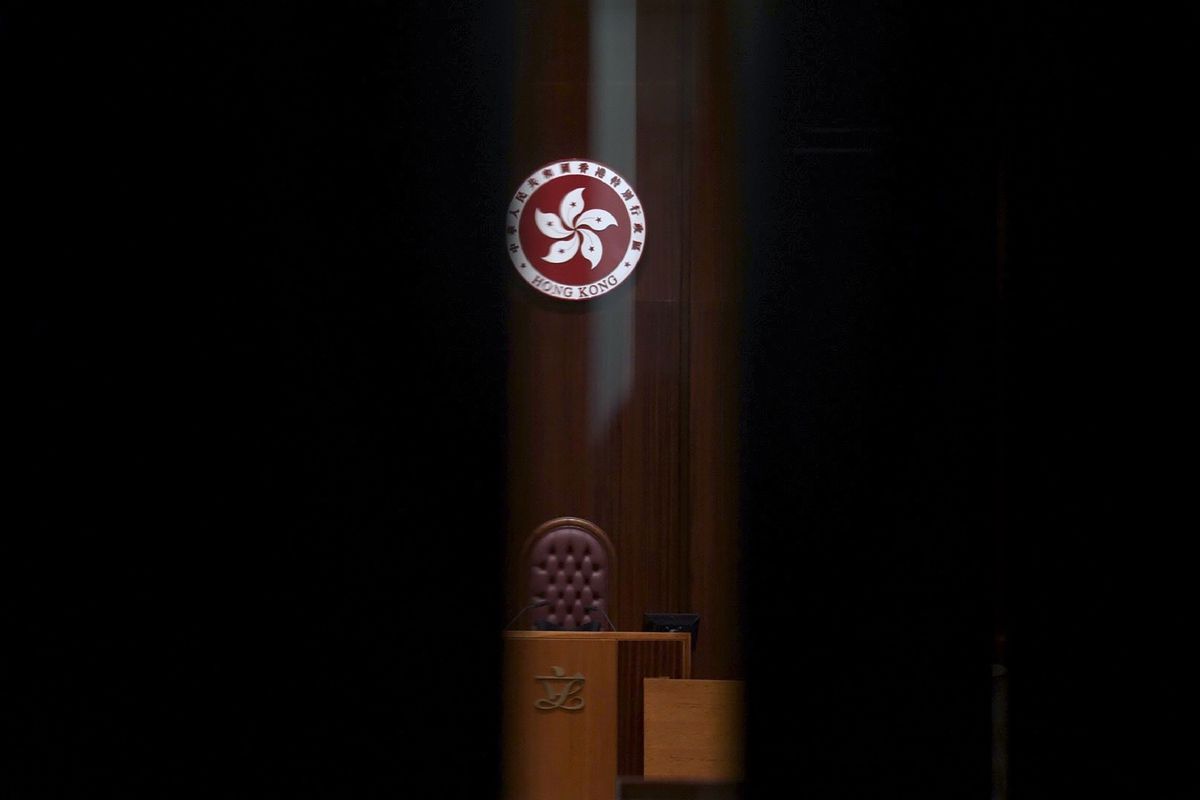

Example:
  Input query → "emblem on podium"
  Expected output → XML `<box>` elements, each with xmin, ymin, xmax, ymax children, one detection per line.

<box><xmin>533</xmin><ymin>666</ymin><xmax>586</xmax><ymax>711</ymax></box>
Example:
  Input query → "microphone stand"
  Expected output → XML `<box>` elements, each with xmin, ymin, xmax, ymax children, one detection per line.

<box><xmin>505</xmin><ymin>599</ymin><xmax>549</xmax><ymax>630</ymax></box>
<box><xmin>584</xmin><ymin>604</ymin><xmax>617</xmax><ymax>632</ymax></box>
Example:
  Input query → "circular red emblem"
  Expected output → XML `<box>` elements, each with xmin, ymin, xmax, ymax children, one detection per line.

<box><xmin>506</xmin><ymin>159</ymin><xmax>646</xmax><ymax>301</ymax></box>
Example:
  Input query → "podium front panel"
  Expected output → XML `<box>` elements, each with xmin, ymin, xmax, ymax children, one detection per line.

<box><xmin>503</xmin><ymin>634</ymin><xmax>619</xmax><ymax>800</ymax></box>
<box><xmin>503</xmin><ymin>632</ymin><xmax>691</xmax><ymax>800</ymax></box>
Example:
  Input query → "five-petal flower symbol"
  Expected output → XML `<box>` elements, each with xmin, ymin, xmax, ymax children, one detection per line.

<box><xmin>535</xmin><ymin>188</ymin><xmax>619</xmax><ymax>269</ymax></box>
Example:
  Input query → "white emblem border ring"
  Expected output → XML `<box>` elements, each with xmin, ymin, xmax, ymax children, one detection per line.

<box><xmin>506</xmin><ymin>158</ymin><xmax>646</xmax><ymax>301</ymax></box>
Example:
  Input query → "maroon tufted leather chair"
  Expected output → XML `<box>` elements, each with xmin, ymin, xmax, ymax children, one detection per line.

<box><xmin>520</xmin><ymin>517</ymin><xmax>616</xmax><ymax>630</ymax></box>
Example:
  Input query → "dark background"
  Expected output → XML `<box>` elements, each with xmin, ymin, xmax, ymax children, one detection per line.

<box><xmin>11</xmin><ymin>2</ymin><xmax>511</xmax><ymax>795</ymax></box>
<box><xmin>9</xmin><ymin>1</ymin><xmax>1188</xmax><ymax>796</ymax></box>
<box><xmin>737</xmin><ymin>2</ymin><xmax>1189</xmax><ymax>797</ymax></box>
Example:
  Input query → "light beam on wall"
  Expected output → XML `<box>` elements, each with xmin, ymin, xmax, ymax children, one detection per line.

<box><xmin>588</xmin><ymin>0</ymin><xmax>638</xmax><ymax>443</ymax></box>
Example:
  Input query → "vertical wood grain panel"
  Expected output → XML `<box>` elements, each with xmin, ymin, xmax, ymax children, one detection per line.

<box><xmin>506</xmin><ymin>0</ymin><xmax>593</xmax><ymax>612</ymax></box>
<box><xmin>683</xmin><ymin>2</ymin><xmax>742</xmax><ymax>680</ymax></box>
<box><xmin>616</xmin><ymin>638</ymin><xmax>689</xmax><ymax>776</ymax></box>
<box><xmin>506</xmin><ymin>1</ymin><xmax>742</xmax><ymax>683</ymax></box>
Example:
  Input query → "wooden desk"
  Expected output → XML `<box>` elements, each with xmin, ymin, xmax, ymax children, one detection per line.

<box><xmin>643</xmin><ymin>679</ymin><xmax>745</xmax><ymax>781</ymax></box>
<box><xmin>503</xmin><ymin>631</ymin><xmax>691</xmax><ymax>800</ymax></box>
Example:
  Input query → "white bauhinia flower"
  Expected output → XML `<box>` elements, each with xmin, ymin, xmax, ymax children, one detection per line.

<box><xmin>535</xmin><ymin>187</ymin><xmax>618</xmax><ymax>269</ymax></box>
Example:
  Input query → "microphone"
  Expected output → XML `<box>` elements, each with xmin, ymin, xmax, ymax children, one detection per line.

<box><xmin>584</xmin><ymin>604</ymin><xmax>616</xmax><ymax>632</ymax></box>
<box><xmin>505</xmin><ymin>599</ymin><xmax>550</xmax><ymax>630</ymax></box>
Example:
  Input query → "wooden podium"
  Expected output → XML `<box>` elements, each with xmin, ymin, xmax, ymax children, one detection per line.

<box><xmin>502</xmin><ymin>631</ymin><xmax>692</xmax><ymax>800</ymax></box>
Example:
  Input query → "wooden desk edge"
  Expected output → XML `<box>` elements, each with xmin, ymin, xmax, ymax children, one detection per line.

<box><xmin>503</xmin><ymin>630</ymin><xmax>692</xmax><ymax>678</ymax></box>
<box><xmin>503</xmin><ymin>631</ymin><xmax>692</xmax><ymax>642</ymax></box>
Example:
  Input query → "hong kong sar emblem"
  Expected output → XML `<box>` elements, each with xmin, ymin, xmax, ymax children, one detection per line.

<box><xmin>506</xmin><ymin>159</ymin><xmax>646</xmax><ymax>301</ymax></box>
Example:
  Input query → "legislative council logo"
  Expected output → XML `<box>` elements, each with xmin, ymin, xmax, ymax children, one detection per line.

<box><xmin>506</xmin><ymin>159</ymin><xmax>646</xmax><ymax>301</ymax></box>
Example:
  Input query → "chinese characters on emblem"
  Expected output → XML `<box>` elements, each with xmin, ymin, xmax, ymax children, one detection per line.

<box><xmin>507</xmin><ymin>159</ymin><xmax>646</xmax><ymax>301</ymax></box>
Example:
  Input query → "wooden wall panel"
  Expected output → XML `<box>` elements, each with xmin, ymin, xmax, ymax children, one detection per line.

<box><xmin>683</xmin><ymin>3</ymin><xmax>742</xmax><ymax>680</ymax></box>
<box><xmin>506</xmin><ymin>0</ymin><xmax>742</xmax><ymax>684</ymax></box>
<box><xmin>506</xmin><ymin>0</ymin><xmax>593</xmax><ymax>617</ymax></box>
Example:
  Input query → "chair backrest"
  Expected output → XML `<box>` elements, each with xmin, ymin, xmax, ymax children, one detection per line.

<box><xmin>520</xmin><ymin>517</ymin><xmax>616</xmax><ymax>630</ymax></box>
